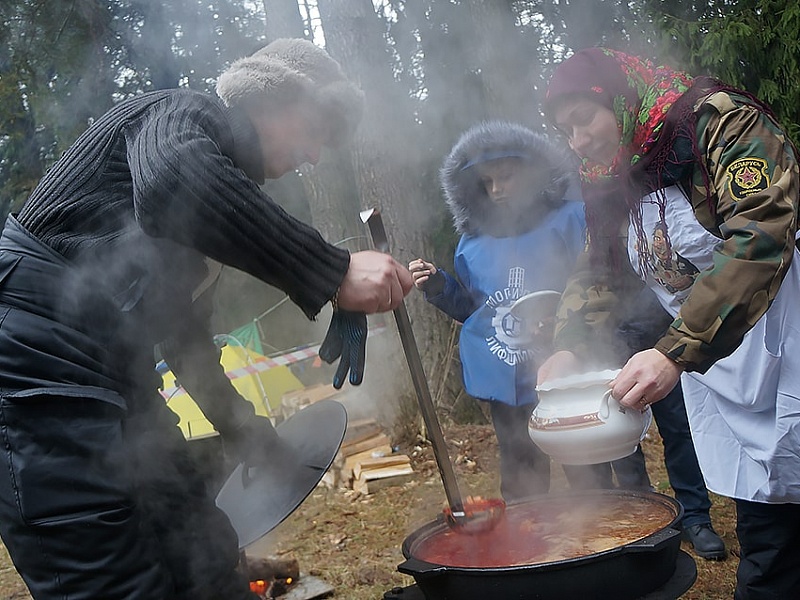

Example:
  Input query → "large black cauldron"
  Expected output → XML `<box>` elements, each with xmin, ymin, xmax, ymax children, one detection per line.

<box><xmin>398</xmin><ymin>489</ymin><xmax>683</xmax><ymax>600</ymax></box>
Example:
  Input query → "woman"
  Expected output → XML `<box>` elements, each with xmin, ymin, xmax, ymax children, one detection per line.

<box><xmin>538</xmin><ymin>48</ymin><xmax>800</xmax><ymax>599</ymax></box>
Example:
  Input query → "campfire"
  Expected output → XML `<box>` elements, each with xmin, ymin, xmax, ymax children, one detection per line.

<box><xmin>244</xmin><ymin>554</ymin><xmax>299</xmax><ymax>599</ymax></box>
<box><xmin>249</xmin><ymin>576</ymin><xmax>294</xmax><ymax>599</ymax></box>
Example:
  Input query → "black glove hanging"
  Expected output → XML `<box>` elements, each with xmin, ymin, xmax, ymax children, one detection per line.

<box><xmin>319</xmin><ymin>309</ymin><xmax>368</xmax><ymax>389</ymax></box>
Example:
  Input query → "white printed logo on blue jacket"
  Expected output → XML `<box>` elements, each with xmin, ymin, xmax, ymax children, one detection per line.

<box><xmin>484</xmin><ymin>267</ymin><xmax>534</xmax><ymax>366</ymax></box>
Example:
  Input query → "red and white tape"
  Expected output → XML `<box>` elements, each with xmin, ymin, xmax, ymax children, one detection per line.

<box><xmin>160</xmin><ymin>324</ymin><xmax>387</xmax><ymax>400</ymax></box>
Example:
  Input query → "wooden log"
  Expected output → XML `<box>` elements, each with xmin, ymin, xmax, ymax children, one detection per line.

<box><xmin>352</xmin><ymin>455</ymin><xmax>411</xmax><ymax>481</ymax></box>
<box><xmin>340</xmin><ymin>445</ymin><xmax>393</xmax><ymax>481</ymax></box>
<box><xmin>320</xmin><ymin>468</ymin><xmax>337</xmax><ymax>489</ymax></box>
<box><xmin>338</xmin><ymin>432</ymin><xmax>391</xmax><ymax>458</ymax></box>
<box><xmin>353</xmin><ymin>464</ymin><xmax>415</xmax><ymax>495</ymax></box>
<box><xmin>341</xmin><ymin>419</ymin><xmax>383</xmax><ymax>447</ymax></box>
<box><xmin>280</xmin><ymin>384</ymin><xmax>342</xmax><ymax>418</ymax></box>
<box><xmin>246</xmin><ymin>555</ymin><xmax>300</xmax><ymax>581</ymax></box>
<box><xmin>346</xmin><ymin>417</ymin><xmax>379</xmax><ymax>429</ymax></box>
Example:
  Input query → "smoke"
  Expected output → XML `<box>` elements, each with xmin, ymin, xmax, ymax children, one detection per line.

<box><xmin>1</xmin><ymin>2</ymin><xmax>684</xmax><ymax>593</ymax></box>
<box><xmin>298</xmin><ymin>309</ymin><xmax>412</xmax><ymax>430</ymax></box>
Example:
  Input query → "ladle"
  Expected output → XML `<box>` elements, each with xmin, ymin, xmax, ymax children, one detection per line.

<box><xmin>361</xmin><ymin>208</ymin><xmax>505</xmax><ymax>534</ymax></box>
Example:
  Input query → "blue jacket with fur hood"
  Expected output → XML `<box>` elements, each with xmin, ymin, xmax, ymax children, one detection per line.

<box><xmin>424</xmin><ymin>121</ymin><xmax>585</xmax><ymax>406</ymax></box>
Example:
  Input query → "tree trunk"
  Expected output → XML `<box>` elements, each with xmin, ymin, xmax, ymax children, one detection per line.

<box><xmin>463</xmin><ymin>0</ymin><xmax>539</xmax><ymax>124</ymax></box>
<box><xmin>130</xmin><ymin>0</ymin><xmax>181</xmax><ymax>90</ymax></box>
<box><xmin>259</xmin><ymin>0</ymin><xmax>363</xmax><ymax>249</ymax></box>
<box><xmin>262</xmin><ymin>0</ymin><xmax>306</xmax><ymax>41</ymax></box>
<box><xmin>317</xmin><ymin>0</ymin><xmax>454</xmax><ymax>402</ymax></box>
<box><xmin>0</xmin><ymin>68</ymin><xmax>44</xmax><ymax>213</ymax></box>
<box><xmin>405</xmin><ymin>1</ymin><xmax>489</xmax><ymax>140</ymax></box>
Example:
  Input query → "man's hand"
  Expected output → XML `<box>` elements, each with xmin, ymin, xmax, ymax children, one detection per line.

<box><xmin>537</xmin><ymin>350</ymin><xmax>581</xmax><ymax>385</ymax></box>
<box><xmin>337</xmin><ymin>250</ymin><xmax>412</xmax><ymax>313</ymax></box>
<box><xmin>318</xmin><ymin>309</ymin><xmax>368</xmax><ymax>389</ymax></box>
<box><xmin>610</xmin><ymin>349</ymin><xmax>684</xmax><ymax>411</ymax></box>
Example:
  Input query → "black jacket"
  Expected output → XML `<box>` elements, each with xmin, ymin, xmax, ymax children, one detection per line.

<box><xmin>2</xmin><ymin>89</ymin><xmax>349</xmax><ymax>432</ymax></box>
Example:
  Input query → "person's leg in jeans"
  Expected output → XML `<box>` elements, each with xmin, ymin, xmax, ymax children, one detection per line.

<box><xmin>652</xmin><ymin>385</ymin><xmax>711</xmax><ymax>526</ymax></box>
<box><xmin>734</xmin><ymin>499</ymin><xmax>800</xmax><ymax>600</ymax></box>
<box><xmin>562</xmin><ymin>462</ymin><xmax>615</xmax><ymax>490</ymax></box>
<box><xmin>611</xmin><ymin>444</ymin><xmax>653</xmax><ymax>490</ymax></box>
<box><xmin>489</xmin><ymin>401</ymin><xmax>551</xmax><ymax>502</ymax></box>
<box><xmin>653</xmin><ymin>383</ymin><xmax>726</xmax><ymax>559</ymax></box>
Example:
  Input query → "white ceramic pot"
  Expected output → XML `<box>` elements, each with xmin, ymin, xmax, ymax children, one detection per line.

<box><xmin>529</xmin><ymin>369</ymin><xmax>652</xmax><ymax>465</ymax></box>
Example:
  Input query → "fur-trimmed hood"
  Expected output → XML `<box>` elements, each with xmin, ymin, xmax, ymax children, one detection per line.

<box><xmin>440</xmin><ymin>121</ymin><xmax>575</xmax><ymax>236</ymax></box>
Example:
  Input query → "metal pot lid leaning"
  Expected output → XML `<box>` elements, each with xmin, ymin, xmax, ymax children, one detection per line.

<box><xmin>215</xmin><ymin>399</ymin><xmax>347</xmax><ymax>548</ymax></box>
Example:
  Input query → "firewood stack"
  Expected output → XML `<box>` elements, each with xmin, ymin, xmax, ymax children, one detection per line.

<box><xmin>279</xmin><ymin>385</ymin><xmax>414</xmax><ymax>495</ymax></box>
<box><xmin>327</xmin><ymin>418</ymin><xmax>413</xmax><ymax>494</ymax></box>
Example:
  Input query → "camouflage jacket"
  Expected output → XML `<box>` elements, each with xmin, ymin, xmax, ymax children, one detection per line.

<box><xmin>554</xmin><ymin>90</ymin><xmax>800</xmax><ymax>373</ymax></box>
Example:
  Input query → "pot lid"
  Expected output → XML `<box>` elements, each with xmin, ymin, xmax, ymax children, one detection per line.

<box><xmin>508</xmin><ymin>290</ymin><xmax>561</xmax><ymax>324</ymax></box>
<box><xmin>215</xmin><ymin>399</ymin><xmax>347</xmax><ymax>548</ymax></box>
<box><xmin>536</xmin><ymin>368</ymin><xmax>621</xmax><ymax>393</ymax></box>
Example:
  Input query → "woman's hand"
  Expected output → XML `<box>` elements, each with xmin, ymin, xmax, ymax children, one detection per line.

<box><xmin>610</xmin><ymin>349</ymin><xmax>684</xmax><ymax>410</ymax></box>
<box><xmin>337</xmin><ymin>250</ymin><xmax>413</xmax><ymax>313</ymax></box>
<box><xmin>537</xmin><ymin>350</ymin><xmax>581</xmax><ymax>385</ymax></box>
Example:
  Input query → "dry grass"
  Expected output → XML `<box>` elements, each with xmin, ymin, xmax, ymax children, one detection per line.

<box><xmin>0</xmin><ymin>423</ymin><xmax>738</xmax><ymax>599</ymax></box>
<box><xmin>0</xmin><ymin>542</ymin><xmax>29</xmax><ymax>600</ymax></box>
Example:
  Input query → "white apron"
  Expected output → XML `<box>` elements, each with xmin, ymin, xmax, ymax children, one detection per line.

<box><xmin>628</xmin><ymin>185</ymin><xmax>800</xmax><ymax>503</ymax></box>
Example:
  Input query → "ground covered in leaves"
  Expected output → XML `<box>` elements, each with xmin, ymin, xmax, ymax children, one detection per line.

<box><xmin>0</xmin><ymin>423</ymin><xmax>738</xmax><ymax>599</ymax></box>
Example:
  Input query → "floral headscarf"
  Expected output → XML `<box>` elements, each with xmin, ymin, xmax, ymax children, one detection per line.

<box><xmin>545</xmin><ymin>48</ymin><xmax>693</xmax><ymax>184</ymax></box>
<box><xmin>544</xmin><ymin>48</ymin><xmax>728</xmax><ymax>272</ymax></box>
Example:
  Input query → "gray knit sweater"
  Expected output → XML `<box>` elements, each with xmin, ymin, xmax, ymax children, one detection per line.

<box><xmin>18</xmin><ymin>88</ymin><xmax>349</xmax><ymax>320</ymax></box>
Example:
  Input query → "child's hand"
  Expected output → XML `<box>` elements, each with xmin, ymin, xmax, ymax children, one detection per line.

<box><xmin>408</xmin><ymin>258</ymin><xmax>437</xmax><ymax>289</ymax></box>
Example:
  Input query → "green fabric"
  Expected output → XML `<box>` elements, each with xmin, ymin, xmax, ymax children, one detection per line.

<box><xmin>228</xmin><ymin>321</ymin><xmax>263</xmax><ymax>354</ymax></box>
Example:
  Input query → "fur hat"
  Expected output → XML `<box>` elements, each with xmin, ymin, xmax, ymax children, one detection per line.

<box><xmin>440</xmin><ymin>120</ymin><xmax>575</xmax><ymax>236</ymax></box>
<box><xmin>216</xmin><ymin>38</ymin><xmax>364</xmax><ymax>146</ymax></box>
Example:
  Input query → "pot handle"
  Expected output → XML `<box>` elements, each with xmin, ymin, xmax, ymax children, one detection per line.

<box><xmin>397</xmin><ymin>557</ymin><xmax>448</xmax><ymax>578</ymax></box>
<box><xmin>640</xmin><ymin>405</ymin><xmax>654</xmax><ymax>439</ymax></box>
<box><xmin>598</xmin><ymin>389</ymin><xmax>619</xmax><ymax>420</ymax></box>
<box><xmin>623</xmin><ymin>526</ymin><xmax>681</xmax><ymax>553</ymax></box>
<box><xmin>599</xmin><ymin>390</ymin><xmax>654</xmax><ymax>435</ymax></box>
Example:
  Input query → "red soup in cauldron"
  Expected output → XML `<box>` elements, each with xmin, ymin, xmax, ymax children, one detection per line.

<box><xmin>411</xmin><ymin>494</ymin><xmax>676</xmax><ymax>568</ymax></box>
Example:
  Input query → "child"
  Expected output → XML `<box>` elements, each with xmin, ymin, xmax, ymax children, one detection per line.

<box><xmin>410</xmin><ymin>121</ymin><xmax>607</xmax><ymax>501</ymax></box>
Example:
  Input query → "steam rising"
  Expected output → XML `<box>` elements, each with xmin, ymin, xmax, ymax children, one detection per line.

<box><xmin>1</xmin><ymin>0</ymin><xmax>672</xmax><ymax>589</ymax></box>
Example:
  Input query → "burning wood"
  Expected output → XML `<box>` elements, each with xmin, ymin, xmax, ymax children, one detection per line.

<box><xmin>245</xmin><ymin>555</ymin><xmax>300</xmax><ymax>599</ymax></box>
